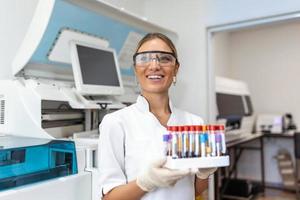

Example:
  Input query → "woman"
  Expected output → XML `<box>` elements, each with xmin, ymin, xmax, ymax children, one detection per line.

<box><xmin>98</xmin><ymin>32</ymin><xmax>216</xmax><ymax>200</ymax></box>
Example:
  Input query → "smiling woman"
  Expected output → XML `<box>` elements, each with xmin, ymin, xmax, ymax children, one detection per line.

<box><xmin>98</xmin><ymin>33</ymin><xmax>214</xmax><ymax>200</ymax></box>
<box><xmin>133</xmin><ymin>33</ymin><xmax>179</xmax><ymax>98</ymax></box>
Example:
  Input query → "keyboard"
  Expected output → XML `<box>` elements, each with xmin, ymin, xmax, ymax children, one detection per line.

<box><xmin>225</xmin><ymin>129</ymin><xmax>253</xmax><ymax>142</ymax></box>
<box><xmin>225</xmin><ymin>130</ymin><xmax>243</xmax><ymax>142</ymax></box>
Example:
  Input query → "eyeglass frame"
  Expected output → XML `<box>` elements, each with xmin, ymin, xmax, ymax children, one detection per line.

<box><xmin>133</xmin><ymin>50</ymin><xmax>179</xmax><ymax>66</ymax></box>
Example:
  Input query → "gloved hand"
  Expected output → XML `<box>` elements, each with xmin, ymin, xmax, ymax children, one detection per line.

<box><xmin>195</xmin><ymin>167</ymin><xmax>217</xmax><ymax>179</ymax></box>
<box><xmin>136</xmin><ymin>157</ymin><xmax>190</xmax><ymax>192</ymax></box>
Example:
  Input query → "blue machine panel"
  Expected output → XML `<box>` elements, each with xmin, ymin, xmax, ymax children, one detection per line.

<box><xmin>0</xmin><ymin>136</ymin><xmax>77</xmax><ymax>191</ymax></box>
<box><xmin>30</xmin><ymin>0</ymin><xmax>146</xmax><ymax>76</ymax></box>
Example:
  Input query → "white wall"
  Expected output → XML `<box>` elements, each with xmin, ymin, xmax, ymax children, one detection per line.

<box><xmin>204</xmin><ymin>0</ymin><xmax>300</xmax><ymax>26</ymax></box>
<box><xmin>213</xmin><ymin>33</ymin><xmax>231</xmax><ymax>77</ymax></box>
<box><xmin>0</xmin><ymin>0</ymin><xmax>39</xmax><ymax>80</ymax></box>
<box><xmin>144</xmin><ymin>0</ymin><xmax>210</xmax><ymax>119</ymax></box>
<box><xmin>230</xmin><ymin>21</ymin><xmax>300</xmax><ymax>127</ymax></box>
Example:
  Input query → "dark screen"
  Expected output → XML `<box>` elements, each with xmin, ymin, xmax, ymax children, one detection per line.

<box><xmin>216</xmin><ymin>93</ymin><xmax>245</xmax><ymax>118</ymax></box>
<box><xmin>77</xmin><ymin>45</ymin><xmax>120</xmax><ymax>86</ymax></box>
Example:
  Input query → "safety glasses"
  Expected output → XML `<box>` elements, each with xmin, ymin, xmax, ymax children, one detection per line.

<box><xmin>133</xmin><ymin>51</ymin><xmax>177</xmax><ymax>67</ymax></box>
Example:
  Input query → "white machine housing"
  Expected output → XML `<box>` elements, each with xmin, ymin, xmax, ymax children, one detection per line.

<box><xmin>256</xmin><ymin>114</ymin><xmax>284</xmax><ymax>134</ymax></box>
<box><xmin>215</xmin><ymin>76</ymin><xmax>255</xmax><ymax>141</ymax></box>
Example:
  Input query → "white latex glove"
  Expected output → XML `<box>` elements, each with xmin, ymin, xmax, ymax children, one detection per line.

<box><xmin>136</xmin><ymin>158</ymin><xmax>190</xmax><ymax>192</ymax></box>
<box><xmin>195</xmin><ymin>167</ymin><xmax>217</xmax><ymax>179</ymax></box>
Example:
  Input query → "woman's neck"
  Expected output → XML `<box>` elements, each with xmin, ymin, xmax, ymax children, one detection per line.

<box><xmin>142</xmin><ymin>92</ymin><xmax>171</xmax><ymax>126</ymax></box>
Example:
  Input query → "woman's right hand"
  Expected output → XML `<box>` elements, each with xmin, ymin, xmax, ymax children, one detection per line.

<box><xmin>136</xmin><ymin>157</ymin><xmax>190</xmax><ymax>192</ymax></box>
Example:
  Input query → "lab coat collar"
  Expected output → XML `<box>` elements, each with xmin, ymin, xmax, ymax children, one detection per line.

<box><xmin>136</xmin><ymin>95</ymin><xmax>174</xmax><ymax>114</ymax></box>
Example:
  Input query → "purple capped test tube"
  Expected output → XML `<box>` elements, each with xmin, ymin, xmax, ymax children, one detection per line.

<box><xmin>215</xmin><ymin>133</ymin><xmax>222</xmax><ymax>156</ymax></box>
<box><xmin>163</xmin><ymin>134</ymin><xmax>171</xmax><ymax>156</ymax></box>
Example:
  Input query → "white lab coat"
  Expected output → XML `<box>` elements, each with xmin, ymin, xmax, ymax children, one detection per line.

<box><xmin>98</xmin><ymin>95</ymin><xmax>204</xmax><ymax>200</ymax></box>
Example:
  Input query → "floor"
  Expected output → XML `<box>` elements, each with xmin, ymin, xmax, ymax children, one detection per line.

<box><xmin>255</xmin><ymin>188</ymin><xmax>297</xmax><ymax>200</ymax></box>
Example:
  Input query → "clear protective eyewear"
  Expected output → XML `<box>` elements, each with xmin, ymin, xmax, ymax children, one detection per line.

<box><xmin>133</xmin><ymin>51</ymin><xmax>177</xmax><ymax>67</ymax></box>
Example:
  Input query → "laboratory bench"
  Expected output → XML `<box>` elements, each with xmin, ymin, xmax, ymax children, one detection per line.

<box><xmin>215</xmin><ymin>132</ymin><xmax>295</xmax><ymax>200</ymax></box>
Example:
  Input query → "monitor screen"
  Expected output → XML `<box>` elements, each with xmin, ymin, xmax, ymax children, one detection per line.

<box><xmin>70</xmin><ymin>41</ymin><xmax>123</xmax><ymax>96</ymax></box>
<box><xmin>216</xmin><ymin>93</ymin><xmax>245</xmax><ymax>118</ymax></box>
<box><xmin>77</xmin><ymin>45</ymin><xmax>120</xmax><ymax>87</ymax></box>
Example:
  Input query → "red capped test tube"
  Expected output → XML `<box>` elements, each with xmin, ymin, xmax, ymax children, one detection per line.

<box><xmin>183</xmin><ymin>126</ymin><xmax>189</xmax><ymax>158</ymax></box>
<box><xmin>177</xmin><ymin>126</ymin><xmax>183</xmax><ymax>158</ymax></box>
<box><xmin>215</xmin><ymin>127</ymin><xmax>222</xmax><ymax>156</ymax></box>
<box><xmin>207</xmin><ymin>125</ymin><xmax>217</xmax><ymax>157</ymax></box>
<box><xmin>189</xmin><ymin>126</ymin><xmax>195</xmax><ymax>157</ymax></box>
<box><xmin>205</xmin><ymin>125</ymin><xmax>212</xmax><ymax>157</ymax></box>
<box><xmin>194</xmin><ymin>125</ymin><xmax>202</xmax><ymax>157</ymax></box>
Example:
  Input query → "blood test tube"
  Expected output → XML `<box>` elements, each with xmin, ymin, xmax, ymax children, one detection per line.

<box><xmin>208</xmin><ymin>125</ymin><xmax>216</xmax><ymax>157</ymax></box>
<box><xmin>215</xmin><ymin>132</ymin><xmax>222</xmax><ymax>157</ymax></box>
<box><xmin>183</xmin><ymin>126</ymin><xmax>189</xmax><ymax>158</ymax></box>
<box><xmin>163</xmin><ymin>134</ymin><xmax>170</xmax><ymax>156</ymax></box>
<box><xmin>200</xmin><ymin>126</ymin><xmax>207</xmax><ymax>157</ymax></box>
<box><xmin>218</xmin><ymin>125</ymin><xmax>226</xmax><ymax>155</ymax></box>
<box><xmin>194</xmin><ymin>125</ymin><xmax>201</xmax><ymax>157</ymax></box>
<box><xmin>177</xmin><ymin>126</ymin><xmax>183</xmax><ymax>158</ymax></box>
<box><xmin>167</xmin><ymin>126</ymin><xmax>178</xmax><ymax>159</ymax></box>
<box><xmin>189</xmin><ymin>126</ymin><xmax>195</xmax><ymax>157</ymax></box>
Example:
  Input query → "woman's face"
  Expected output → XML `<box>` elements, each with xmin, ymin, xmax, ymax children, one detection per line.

<box><xmin>134</xmin><ymin>38</ymin><xmax>179</xmax><ymax>96</ymax></box>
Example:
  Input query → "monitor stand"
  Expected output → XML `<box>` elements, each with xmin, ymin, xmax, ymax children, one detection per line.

<box><xmin>83</xmin><ymin>95</ymin><xmax>126</xmax><ymax>109</ymax></box>
<box><xmin>83</xmin><ymin>95</ymin><xmax>113</xmax><ymax>104</ymax></box>
<box><xmin>60</xmin><ymin>87</ymin><xmax>125</xmax><ymax>109</ymax></box>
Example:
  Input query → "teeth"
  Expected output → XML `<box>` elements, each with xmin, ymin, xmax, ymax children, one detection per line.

<box><xmin>148</xmin><ymin>75</ymin><xmax>162</xmax><ymax>79</ymax></box>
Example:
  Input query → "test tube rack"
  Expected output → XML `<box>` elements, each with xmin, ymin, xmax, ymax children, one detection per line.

<box><xmin>165</xmin><ymin>155</ymin><xmax>230</xmax><ymax>169</ymax></box>
<box><xmin>163</xmin><ymin>125</ymin><xmax>230</xmax><ymax>169</ymax></box>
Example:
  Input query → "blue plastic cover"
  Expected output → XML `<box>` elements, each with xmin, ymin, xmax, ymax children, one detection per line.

<box><xmin>0</xmin><ymin>135</ymin><xmax>78</xmax><ymax>191</ymax></box>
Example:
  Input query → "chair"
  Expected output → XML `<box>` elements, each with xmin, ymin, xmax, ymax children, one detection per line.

<box><xmin>294</xmin><ymin>132</ymin><xmax>300</xmax><ymax>199</ymax></box>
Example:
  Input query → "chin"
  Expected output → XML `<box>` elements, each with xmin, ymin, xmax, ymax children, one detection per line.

<box><xmin>142</xmin><ymin>87</ymin><xmax>169</xmax><ymax>95</ymax></box>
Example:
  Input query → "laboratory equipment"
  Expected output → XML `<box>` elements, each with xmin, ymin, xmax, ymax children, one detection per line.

<box><xmin>285</xmin><ymin>113</ymin><xmax>297</xmax><ymax>131</ymax></box>
<box><xmin>256</xmin><ymin>114</ymin><xmax>284</xmax><ymax>134</ymax></box>
<box><xmin>216</xmin><ymin>76</ymin><xmax>255</xmax><ymax>142</ymax></box>
<box><xmin>0</xmin><ymin>135</ymin><xmax>77</xmax><ymax>191</ymax></box>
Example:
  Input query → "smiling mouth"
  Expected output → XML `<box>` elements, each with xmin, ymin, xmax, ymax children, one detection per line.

<box><xmin>146</xmin><ymin>75</ymin><xmax>165</xmax><ymax>80</ymax></box>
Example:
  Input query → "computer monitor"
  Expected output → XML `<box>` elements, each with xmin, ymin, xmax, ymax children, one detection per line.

<box><xmin>69</xmin><ymin>40</ymin><xmax>124</xmax><ymax>96</ymax></box>
<box><xmin>216</xmin><ymin>93</ymin><xmax>246</xmax><ymax>119</ymax></box>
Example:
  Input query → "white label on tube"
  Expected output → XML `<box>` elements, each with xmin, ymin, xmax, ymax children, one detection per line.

<box><xmin>172</xmin><ymin>133</ymin><xmax>177</xmax><ymax>158</ymax></box>
<box><xmin>220</xmin><ymin>132</ymin><xmax>226</xmax><ymax>154</ymax></box>
<box><xmin>211</xmin><ymin>133</ymin><xmax>216</xmax><ymax>156</ymax></box>
<box><xmin>189</xmin><ymin>132</ymin><xmax>194</xmax><ymax>157</ymax></box>
<box><xmin>195</xmin><ymin>133</ymin><xmax>199</xmax><ymax>157</ymax></box>
<box><xmin>216</xmin><ymin>143</ymin><xmax>221</xmax><ymax>157</ymax></box>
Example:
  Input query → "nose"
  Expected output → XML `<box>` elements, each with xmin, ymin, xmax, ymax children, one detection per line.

<box><xmin>148</xmin><ymin>58</ymin><xmax>161</xmax><ymax>70</ymax></box>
